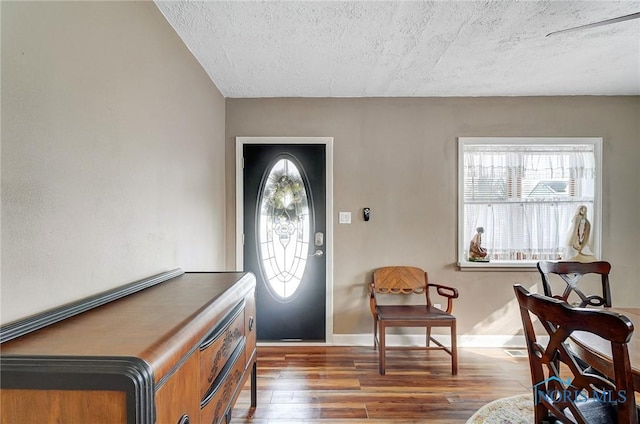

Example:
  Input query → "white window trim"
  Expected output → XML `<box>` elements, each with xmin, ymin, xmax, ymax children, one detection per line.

<box><xmin>457</xmin><ymin>137</ymin><xmax>603</xmax><ymax>270</ymax></box>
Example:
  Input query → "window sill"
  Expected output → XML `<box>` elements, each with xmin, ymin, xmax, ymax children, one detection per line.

<box><xmin>457</xmin><ymin>260</ymin><xmax>539</xmax><ymax>271</ymax></box>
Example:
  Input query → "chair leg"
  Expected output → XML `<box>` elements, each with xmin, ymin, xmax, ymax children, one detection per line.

<box><xmin>451</xmin><ymin>321</ymin><xmax>458</xmax><ymax>375</ymax></box>
<box><xmin>426</xmin><ymin>326</ymin><xmax>431</xmax><ymax>347</ymax></box>
<box><xmin>533</xmin><ymin>400</ymin><xmax>548</xmax><ymax>423</ymax></box>
<box><xmin>373</xmin><ymin>317</ymin><xmax>378</xmax><ymax>350</ymax></box>
<box><xmin>379</xmin><ymin>321</ymin><xmax>386</xmax><ymax>375</ymax></box>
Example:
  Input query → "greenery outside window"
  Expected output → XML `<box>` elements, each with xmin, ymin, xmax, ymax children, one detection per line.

<box><xmin>458</xmin><ymin>137</ymin><xmax>602</xmax><ymax>269</ymax></box>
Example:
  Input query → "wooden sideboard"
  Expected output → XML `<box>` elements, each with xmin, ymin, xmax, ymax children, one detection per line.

<box><xmin>0</xmin><ymin>270</ymin><xmax>257</xmax><ymax>424</ymax></box>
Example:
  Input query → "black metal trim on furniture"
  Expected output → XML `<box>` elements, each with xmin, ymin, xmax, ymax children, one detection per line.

<box><xmin>0</xmin><ymin>268</ymin><xmax>184</xmax><ymax>343</ymax></box>
<box><xmin>0</xmin><ymin>355</ymin><xmax>155</xmax><ymax>424</ymax></box>
<box><xmin>200</xmin><ymin>300</ymin><xmax>245</xmax><ymax>350</ymax></box>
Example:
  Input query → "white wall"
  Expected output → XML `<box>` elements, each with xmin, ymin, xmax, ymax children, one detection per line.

<box><xmin>1</xmin><ymin>1</ymin><xmax>227</xmax><ymax>323</ymax></box>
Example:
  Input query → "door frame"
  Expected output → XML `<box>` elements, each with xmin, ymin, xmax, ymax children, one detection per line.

<box><xmin>235</xmin><ymin>136</ymin><xmax>334</xmax><ymax>344</ymax></box>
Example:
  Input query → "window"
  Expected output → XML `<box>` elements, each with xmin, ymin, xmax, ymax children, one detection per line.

<box><xmin>258</xmin><ymin>157</ymin><xmax>310</xmax><ymax>298</ymax></box>
<box><xmin>458</xmin><ymin>137</ymin><xmax>602</xmax><ymax>269</ymax></box>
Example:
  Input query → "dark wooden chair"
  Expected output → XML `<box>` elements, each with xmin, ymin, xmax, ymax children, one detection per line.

<box><xmin>514</xmin><ymin>284</ymin><xmax>638</xmax><ymax>424</ymax></box>
<box><xmin>537</xmin><ymin>261</ymin><xmax>612</xmax><ymax>308</ymax></box>
<box><xmin>369</xmin><ymin>266</ymin><xmax>459</xmax><ymax>375</ymax></box>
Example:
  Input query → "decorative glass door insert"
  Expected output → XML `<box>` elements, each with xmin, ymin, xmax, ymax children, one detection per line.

<box><xmin>257</xmin><ymin>157</ymin><xmax>310</xmax><ymax>300</ymax></box>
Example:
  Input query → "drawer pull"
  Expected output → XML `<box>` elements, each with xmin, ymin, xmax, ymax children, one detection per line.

<box><xmin>177</xmin><ymin>415</ymin><xmax>190</xmax><ymax>424</ymax></box>
<box><xmin>249</xmin><ymin>316</ymin><xmax>255</xmax><ymax>332</ymax></box>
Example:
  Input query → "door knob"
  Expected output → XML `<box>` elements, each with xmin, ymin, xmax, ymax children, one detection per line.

<box><xmin>310</xmin><ymin>249</ymin><xmax>324</xmax><ymax>257</ymax></box>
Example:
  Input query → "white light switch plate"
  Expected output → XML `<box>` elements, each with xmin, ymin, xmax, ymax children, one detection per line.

<box><xmin>339</xmin><ymin>212</ymin><xmax>351</xmax><ymax>224</ymax></box>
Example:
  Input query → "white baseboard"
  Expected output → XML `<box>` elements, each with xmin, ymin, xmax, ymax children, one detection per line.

<box><xmin>256</xmin><ymin>334</ymin><xmax>531</xmax><ymax>348</ymax></box>
<box><xmin>329</xmin><ymin>333</ymin><xmax>527</xmax><ymax>348</ymax></box>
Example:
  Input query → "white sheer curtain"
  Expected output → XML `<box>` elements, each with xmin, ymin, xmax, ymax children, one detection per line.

<box><xmin>463</xmin><ymin>145</ymin><xmax>595</xmax><ymax>261</ymax></box>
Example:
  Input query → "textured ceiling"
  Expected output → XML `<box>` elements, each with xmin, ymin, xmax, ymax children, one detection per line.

<box><xmin>155</xmin><ymin>1</ymin><xmax>640</xmax><ymax>98</ymax></box>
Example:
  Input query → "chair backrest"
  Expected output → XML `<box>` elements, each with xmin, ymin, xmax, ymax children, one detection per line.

<box><xmin>372</xmin><ymin>266</ymin><xmax>430</xmax><ymax>305</ymax></box>
<box><xmin>537</xmin><ymin>261</ymin><xmax>612</xmax><ymax>307</ymax></box>
<box><xmin>514</xmin><ymin>284</ymin><xmax>636</xmax><ymax>424</ymax></box>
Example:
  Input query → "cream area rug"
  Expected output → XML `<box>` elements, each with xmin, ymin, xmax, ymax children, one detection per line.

<box><xmin>466</xmin><ymin>393</ymin><xmax>534</xmax><ymax>424</ymax></box>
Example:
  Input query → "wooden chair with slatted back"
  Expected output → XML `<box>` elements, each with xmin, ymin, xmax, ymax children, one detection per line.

<box><xmin>514</xmin><ymin>284</ymin><xmax>638</xmax><ymax>424</ymax></box>
<box><xmin>537</xmin><ymin>261</ymin><xmax>612</xmax><ymax>308</ymax></box>
<box><xmin>369</xmin><ymin>266</ymin><xmax>459</xmax><ymax>375</ymax></box>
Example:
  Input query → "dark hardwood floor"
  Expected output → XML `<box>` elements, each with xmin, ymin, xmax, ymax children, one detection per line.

<box><xmin>231</xmin><ymin>346</ymin><xmax>532</xmax><ymax>423</ymax></box>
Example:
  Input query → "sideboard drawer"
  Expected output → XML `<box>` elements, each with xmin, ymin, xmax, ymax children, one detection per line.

<box><xmin>199</xmin><ymin>301</ymin><xmax>245</xmax><ymax>400</ymax></box>
<box><xmin>200</xmin><ymin>342</ymin><xmax>247</xmax><ymax>424</ymax></box>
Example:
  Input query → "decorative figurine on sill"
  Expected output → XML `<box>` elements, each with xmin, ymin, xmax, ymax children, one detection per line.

<box><xmin>565</xmin><ymin>204</ymin><xmax>595</xmax><ymax>262</ymax></box>
<box><xmin>469</xmin><ymin>227</ymin><xmax>490</xmax><ymax>262</ymax></box>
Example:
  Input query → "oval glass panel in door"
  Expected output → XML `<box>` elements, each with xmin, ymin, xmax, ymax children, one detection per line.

<box><xmin>257</xmin><ymin>157</ymin><xmax>310</xmax><ymax>300</ymax></box>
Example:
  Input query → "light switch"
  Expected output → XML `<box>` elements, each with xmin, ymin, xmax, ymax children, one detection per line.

<box><xmin>339</xmin><ymin>212</ymin><xmax>351</xmax><ymax>224</ymax></box>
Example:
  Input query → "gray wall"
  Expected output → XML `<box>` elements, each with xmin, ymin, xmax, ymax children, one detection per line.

<box><xmin>1</xmin><ymin>2</ymin><xmax>227</xmax><ymax>323</ymax></box>
<box><xmin>2</xmin><ymin>1</ymin><xmax>638</xmax><ymax>342</ymax></box>
<box><xmin>225</xmin><ymin>97</ymin><xmax>640</xmax><ymax>338</ymax></box>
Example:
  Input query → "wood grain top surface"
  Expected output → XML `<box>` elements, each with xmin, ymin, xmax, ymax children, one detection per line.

<box><xmin>570</xmin><ymin>307</ymin><xmax>640</xmax><ymax>390</ymax></box>
<box><xmin>0</xmin><ymin>272</ymin><xmax>255</xmax><ymax>381</ymax></box>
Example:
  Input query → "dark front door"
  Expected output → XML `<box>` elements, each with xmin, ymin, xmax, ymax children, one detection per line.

<box><xmin>243</xmin><ymin>144</ymin><xmax>326</xmax><ymax>342</ymax></box>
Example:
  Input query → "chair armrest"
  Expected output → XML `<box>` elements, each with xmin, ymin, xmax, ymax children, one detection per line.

<box><xmin>427</xmin><ymin>283</ymin><xmax>459</xmax><ymax>314</ymax></box>
<box><xmin>428</xmin><ymin>283</ymin><xmax>459</xmax><ymax>299</ymax></box>
<box><xmin>369</xmin><ymin>283</ymin><xmax>377</xmax><ymax>317</ymax></box>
